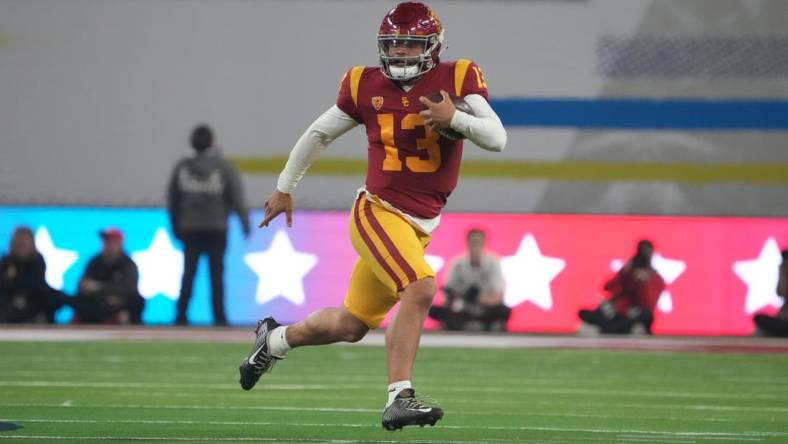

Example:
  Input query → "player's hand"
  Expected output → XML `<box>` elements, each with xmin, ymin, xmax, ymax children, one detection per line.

<box><xmin>259</xmin><ymin>190</ymin><xmax>294</xmax><ymax>228</ymax></box>
<box><xmin>419</xmin><ymin>90</ymin><xmax>456</xmax><ymax>130</ymax></box>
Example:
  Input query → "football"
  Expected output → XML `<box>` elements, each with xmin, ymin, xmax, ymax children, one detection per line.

<box><xmin>423</xmin><ymin>92</ymin><xmax>475</xmax><ymax>140</ymax></box>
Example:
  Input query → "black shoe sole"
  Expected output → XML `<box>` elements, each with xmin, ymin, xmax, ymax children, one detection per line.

<box><xmin>238</xmin><ymin>361</ymin><xmax>258</xmax><ymax>391</ymax></box>
<box><xmin>382</xmin><ymin>411</ymin><xmax>444</xmax><ymax>431</ymax></box>
<box><xmin>238</xmin><ymin>318</ymin><xmax>280</xmax><ymax>391</ymax></box>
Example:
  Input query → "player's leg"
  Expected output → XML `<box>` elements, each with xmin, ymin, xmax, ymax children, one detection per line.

<box><xmin>385</xmin><ymin>277</ymin><xmax>435</xmax><ymax>383</ymax></box>
<box><xmin>284</xmin><ymin>307</ymin><xmax>369</xmax><ymax>346</ymax></box>
<box><xmin>381</xmin><ymin>267</ymin><xmax>444</xmax><ymax>429</ymax></box>
<box><xmin>281</xmin><ymin>193</ymin><xmax>430</xmax><ymax>354</ymax></box>
<box><xmin>238</xmin><ymin>259</ymin><xmax>385</xmax><ymax>391</ymax></box>
<box><xmin>237</xmin><ymin>194</ymin><xmax>402</xmax><ymax>391</ymax></box>
<box><xmin>349</xmin><ymin>195</ymin><xmax>444</xmax><ymax>429</ymax></box>
<box><xmin>238</xmin><ymin>306</ymin><xmax>369</xmax><ymax>391</ymax></box>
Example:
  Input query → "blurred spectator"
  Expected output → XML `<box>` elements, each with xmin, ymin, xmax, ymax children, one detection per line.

<box><xmin>67</xmin><ymin>228</ymin><xmax>144</xmax><ymax>324</ymax></box>
<box><xmin>168</xmin><ymin>125</ymin><xmax>250</xmax><ymax>326</ymax></box>
<box><xmin>753</xmin><ymin>249</ymin><xmax>788</xmax><ymax>337</ymax></box>
<box><xmin>0</xmin><ymin>227</ymin><xmax>59</xmax><ymax>323</ymax></box>
<box><xmin>578</xmin><ymin>240</ymin><xmax>665</xmax><ymax>335</ymax></box>
<box><xmin>428</xmin><ymin>228</ymin><xmax>510</xmax><ymax>331</ymax></box>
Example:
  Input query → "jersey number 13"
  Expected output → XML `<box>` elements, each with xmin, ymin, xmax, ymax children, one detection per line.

<box><xmin>377</xmin><ymin>113</ymin><xmax>441</xmax><ymax>173</ymax></box>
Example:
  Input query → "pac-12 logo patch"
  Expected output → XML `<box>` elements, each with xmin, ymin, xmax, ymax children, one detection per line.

<box><xmin>372</xmin><ymin>96</ymin><xmax>384</xmax><ymax>110</ymax></box>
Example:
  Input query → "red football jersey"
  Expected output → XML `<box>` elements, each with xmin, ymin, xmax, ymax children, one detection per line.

<box><xmin>336</xmin><ymin>60</ymin><xmax>489</xmax><ymax>219</ymax></box>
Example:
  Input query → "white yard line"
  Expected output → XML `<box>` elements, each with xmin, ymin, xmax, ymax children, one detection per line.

<box><xmin>0</xmin><ymin>381</ymin><xmax>339</xmax><ymax>390</ymax></box>
<box><xmin>3</xmin><ymin>370</ymin><xmax>788</xmax><ymax>390</ymax></box>
<box><xmin>0</xmin><ymin>434</ymin><xmax>528</xmax><ymax>444</ymax></box>
<box><xmin>5</xmin><ymin>370</ymin><xmax>786</xmax><ymax>398</ymax></box>
<box><xmin>618</xmin><ymin>436</ymin><xmax>758</xmax><ymax>443</ymax></box>
<box><xmin>0</xmin><ymin>402</ymin><xmax>379</xmax><ymax>413</ymax></box>
<box><xmin>0</xmin><ymin>412</ymin><xmax>738</xmax><ymax>423</ymax></box>
<box><xmin>0</xmin><ymin>418</ymin><xmax>778</xmax><ymax>440</ymax></box>
<box><xmin>3</xmin><ymin>398</ymin><xmax>788</xmax><ymax>415</ymax></box>
<box><xmin>0</xmin><ymin>438</ymin><xmax>655</xmax><ymax>444</ymax></box>
<box><xmin>0</xmin><ymin>402</ymin><xmax>755</xmax><ymax>423</ymax></box>
<box><xmin>0</xmin><ymin>380</ymin><xmax>784</xmax><ymax>402</ymax></box>
<box><xmin>1</xmin><ymin>326</ymin><xmax>787</xmax><ymax>354</ymax></box>
<box><xmin>0</xmin><ymin>431</ymin><xmax>609</xmax><ymax>444</ymax></box>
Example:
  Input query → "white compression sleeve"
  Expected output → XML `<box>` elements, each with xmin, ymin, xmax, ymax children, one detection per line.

<box><xmin>449</xmin><ymin>94</ymin><xmax>507</xmax><ymax>152</ymax></box>
<box><xmin>276</xmin><ymin>105</ymin><xmax>359</xmax><ymax>193</ymax></box>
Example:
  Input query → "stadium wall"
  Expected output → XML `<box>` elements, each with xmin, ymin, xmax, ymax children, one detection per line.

<box><xmin>1</xmin><ymin>0</ymin><xmax>787</xmax><ymax>215</ymax></box>
<box><xmin>2</xmin><ymin>205</ymin><xmax>785</xmax><ymax>335</ymax></box>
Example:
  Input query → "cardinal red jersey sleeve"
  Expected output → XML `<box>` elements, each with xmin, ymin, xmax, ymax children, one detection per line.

<box><xmin>454</xmin><ymin>59</ymin><xmax>489</xmax><ymax>100</ymax></box>
<box><xmin>640</xmin><ymin>273</ymin><xmax>666</xmax><ymax>312</ymax></box>
<box><xmin>336</xmin><ymin>66</ymin><xmax>365</xmax><ymax>123</ymax></box>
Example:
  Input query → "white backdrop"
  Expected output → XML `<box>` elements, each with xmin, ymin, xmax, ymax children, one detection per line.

<box><xmin>1</xmin><ymin>0</ymin><xmax>786</xmax><ymax>215</ymax></box>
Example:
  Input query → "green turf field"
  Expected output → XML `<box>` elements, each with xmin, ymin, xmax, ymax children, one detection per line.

<box><xmin>0</xmin><ymin>341</ymin><xmax>787</xmax><ymax>443</ymax></box>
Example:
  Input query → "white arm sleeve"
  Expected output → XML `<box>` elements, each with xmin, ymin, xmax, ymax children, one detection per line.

<box><xmin>276</xmin><ymin>105</ymin><xmax>359</xmax><ymax>193</ymax></box>
<box><xmin>449</xmin><ymin>94</ymin><xmax>507</xmax><ymax>152</ymax></box>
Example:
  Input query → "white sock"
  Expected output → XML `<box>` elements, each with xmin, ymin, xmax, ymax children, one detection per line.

<box><xmin>386</xmin><ymin>380</ymin><xmax>412</xmax><ymax>407</ymax></box>
<box><xmin>267</xmin><ymin>326</ymin><xmax>291</xmax><ymax>358</ymax></box>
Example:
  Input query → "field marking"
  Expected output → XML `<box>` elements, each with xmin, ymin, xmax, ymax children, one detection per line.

<box><xmin>3</xmin><ymin>328</ymin><xmax>788</xmax><ymax>356</ymax></box>
<box><xmin>0</xmin><ymin>417</ymin><xmax>781</xmax><ymax>438</ymax></box>
<box><xmin>3</xmin><ymin>400</ymin><xmax>788</xmax><ymax>418</ymax></box>
<box><xmin>0</xmin><ymin>381</ymin><xmax>336</xmax><ymax>390</ymax></box>
<box><xmin>0</xmin><ymin>402</ymin><xmax>754</xmax><ymax>424</ymax></box>
<box><xmin>0</xmin><ymin>435</ymin><xmax>526</xmax><ymax>444</ymax></box>
<box><xmin>614</xmin><ymin>438</ymin><xmax>696</xmax><ymax>444</ymax></box>
<box><xmin>0</xmin><ymin>403</ymin><xmax>379</xmax><ymax>413</ymax></box>
<box><xmin>617</xmin><ymin>436</ymin><xmax>760</xmax><ymax>443</ymax></box>
<box><xmin>0</xmin><ymin>431</ymin><xmax>608</xmax><ymax>444</ymax></box>
<box><xmin>39</xmin><ymin>370</ymin><xmax>788</xmax><ymax>387</ymax></box>
<box><xmin>72</xmin><ymin>387</ymin><xmax>775</xmax><ymax>414</ymax></box>
<box><xmin>4</xmin><ymin>368</ymin><xmax>788</xmax><ymax>384</ymax></box>
<box><xmin>0</xmin><ymin>436</ymin><xmax>758</xmax><ymax>444</ymax></box>
<box><xmin>2</xmin><ymin>371</ymin><xmax>787</xmax><ymax>402</ymax></box>
<box><xmin>0</xmin><ymin>438</ymin><xmax>646</xmax><ymax>444</ymax></box>
<box><xmin>0</xmin><ymin>418</ymin><xmax>778</xmax><ymax>440</ymax></box>
<box><xmin>0</xmin><ymin>380</ymin><xmax>783</xmax><ymax>402</ymax></box>
<box><xmin>5</xmin><ymin>369</ymin><xmax>788</xmax><ymax>391</ymax></box>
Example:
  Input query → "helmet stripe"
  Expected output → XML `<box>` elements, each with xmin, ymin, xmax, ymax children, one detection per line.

<box><xmin>454</xmin><ymin>59</ymin><xmax>472</xmax><ymax>96</ymax></box>
<box><xmin>350</xmin><ymin>66</ymin><xmax>365</xmax><ymax>107</ymax></box>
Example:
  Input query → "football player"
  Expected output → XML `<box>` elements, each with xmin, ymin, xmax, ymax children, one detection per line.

<box><xmin>239</xmin><ymin>1</ymin><xmax>507</xmax><ymax>430</ymax></box>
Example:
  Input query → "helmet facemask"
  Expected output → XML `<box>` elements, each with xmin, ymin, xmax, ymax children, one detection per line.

<box><xmin>378</xmin><ymin>32</ymin><xmax>443</xmax><ymax>81</ymax></box>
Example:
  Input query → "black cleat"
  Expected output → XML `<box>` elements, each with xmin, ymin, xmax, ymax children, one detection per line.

<box><xmin>238</xmin><ymin>317</ymin><xmax>282</xmax><ymax>391</ymax></box>
<box><xmin>382</xmin><ymin>389</ymin><xmax>444</xmax><ymax>431</ymax></box>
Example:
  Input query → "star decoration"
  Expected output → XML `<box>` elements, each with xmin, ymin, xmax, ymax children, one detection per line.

<box><xmin>34</xmin><ymin>227</ymin><xmax>78</xmax><ymax>290</ymax></box>
<box><xmin>131</xmin><ymin>228</ymin><xmax>183</xmax><ymax>300</ymax></box>
<box><xmin>733</xmin><ymin>238</ymin><xmax>783</xmax><ymax>314</ymax></box>
<box><xmin>244</xmin><ymin>230</ymin><xmax>318</xmax><ymax>306</ymax></box>
<box><xmin>500</xmin><ymin>234</ymin><xmax>565</xmax><ymax>310</ymax></box>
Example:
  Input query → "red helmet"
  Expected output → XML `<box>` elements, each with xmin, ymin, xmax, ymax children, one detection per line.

<box><xmin>377</xmin><ymin>2</ymin><xmax>445</xmax><ymax>81</ymax></box>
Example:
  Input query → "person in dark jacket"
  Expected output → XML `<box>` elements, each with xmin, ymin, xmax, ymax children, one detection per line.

<box><xmin>68</xmin><ymin>228</ymin><xmax>144</xmax><ymax>324</ymax></box>
<box><xmin>753</xmin><ymin>249</ymin><xmax>788</xmax><ymax>337</ymax></box>
<box><xmin>0</xmin><ymin>226</ymin><xmax>60</xmax><ymax>323</ymax></box>
<box><xmin>578</xmin><ymin>240</ymin><xmax>665</xmax><ymax>335</ymax></box>
<box><xmin>168</xmin><ymin>125</ymin><xmax>250</xmax><ymax>326</ymax></box>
